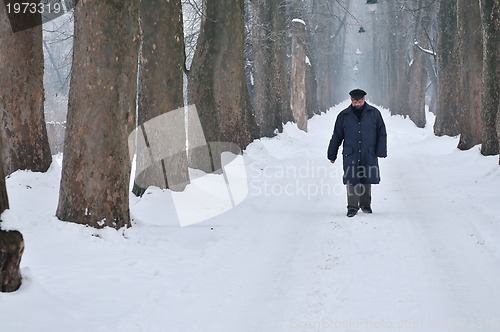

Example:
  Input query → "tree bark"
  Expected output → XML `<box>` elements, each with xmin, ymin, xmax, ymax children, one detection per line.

<box><xmin>479</xmin><ymin>0</ymin><xmax>500</xmax><ymax>156</ymax></box>
<box><xmin>188</xmin><ymin>0</ymin><xmax>258</xmax><ymax>151</ymax></box>
<box><xmin>0</xmin><ymin>134</ymin><xmax>23</xmax><ymax>293</ymax></box>
<box><xmin>457</xmin><ymin>0</ymin><xmax>483</xmax><ymax>150</ymax></box>
<box><xmin>290</xmin><ymin>19</ymin><xmax>307</xmax><ymax>132</ymax></box>
<box><xmin>407</xmin><ymin>0</ymin><xmax>431</xmax><ymax>128</ymax></box>
<box><xmin>306</xmin><ymin>59</ymin><xmax>319</xmax><ymax>118</ymax></box>
<box><xmin>132</xmin><ymin>0</ymin><xmax>189</xmax><ymax>196</ymax></box>
<box><xmin>434</xmin><ymin>0</ymin><xmax>462</xmax><ymax>136</ymax></box>
<box><xmin>386</xmin><ymin>1</ymin><xmax>410</xmax><ymax>116</ymax></box>
<box><xmin>56</xmin><ymin>0</ymin><xmax>140</xmax><ymax>229</ymax></box>
<box><xmin>0</xmin><ymin>2</ymin><xmax>52</xmax><ymax>176</ymax></box>
<box><xmin>0</xmin><ymin>229</ymin><xmax>24</xmax><ymax>293</ymax></box>
<box><xmin>249</xmin><ymin>0</ymin><xmax>292</xmax><ymax>137</ymax></box>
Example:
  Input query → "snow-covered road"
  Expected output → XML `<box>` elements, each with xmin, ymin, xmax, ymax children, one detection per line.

<box><xmin>2</xmin><ymin>101</ymin><xmax>500</xmax><ymax>332</ymax></box>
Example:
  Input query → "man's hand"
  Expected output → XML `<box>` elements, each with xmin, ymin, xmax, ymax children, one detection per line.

<box><xmin>329</xmin><ymin>159</ymin><xmax>335</xmax><ymax>163</ymax></box>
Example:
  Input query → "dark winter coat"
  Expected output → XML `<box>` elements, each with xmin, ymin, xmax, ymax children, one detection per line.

<box><xmin>327</xmin><ymin>103</ymin><xmax>387</xmax><ymax>185</ymax></box>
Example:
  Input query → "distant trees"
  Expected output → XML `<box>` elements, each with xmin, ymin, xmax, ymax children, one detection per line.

<box><xmin>248</xmin><ymin>0</ymin><xmax>292</xmax><ymax>137</ymax></box>
<box><xmin>56</xmin><ymin>0</ymin><xmax>140</xmax><ymax>229</ymax></box>
<box><xmin>371</xmin><ymin>0</ymin><xmax>498</xmax><ymax>160</ymax></box>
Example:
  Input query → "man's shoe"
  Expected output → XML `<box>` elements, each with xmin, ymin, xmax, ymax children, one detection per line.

<box><xmin>361</xmin><ymin>206</ymin><xmax>372</xmax><ymax>213</ymax></box>
<box><xmin>347</xmin><ymin>209</ymin><xmax>358</xmax><ymax>217</ymax></box>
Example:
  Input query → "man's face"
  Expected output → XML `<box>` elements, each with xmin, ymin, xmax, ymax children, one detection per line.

<box><xmin>351</xmin><ymin>97</ymin><xmax>365</xmax><ymax>110</ymax></box>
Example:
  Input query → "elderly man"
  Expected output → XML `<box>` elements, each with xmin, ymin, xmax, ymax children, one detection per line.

<box><xmin>327</xmin><ymin>89</ymin><xmax>387</xmax><ymax>217</ymax></box>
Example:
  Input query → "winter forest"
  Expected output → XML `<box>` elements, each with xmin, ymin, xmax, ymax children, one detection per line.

<box><xmin>1</xmin><ymin>0</ymin><xmax>500</xmax><ymax>331</ymax></box>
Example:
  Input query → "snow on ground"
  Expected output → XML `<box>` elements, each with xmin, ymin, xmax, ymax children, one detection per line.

<box><xmin>1</xmin><ymin>101</ymin><xmax>500</xmax><ymax>332</ymax></box>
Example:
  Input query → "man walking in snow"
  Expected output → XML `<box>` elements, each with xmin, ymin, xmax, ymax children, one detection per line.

<box><xmin>327</xmin><ymin>89</ymin><xmax>387</xmax><ymax>217</ymax></box>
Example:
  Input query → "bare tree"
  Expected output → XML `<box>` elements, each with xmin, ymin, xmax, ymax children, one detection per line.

<box><xmin>56</xmin><ymin>0</ymin><xmax>140</xmax><ymax>229</ymax></box>
<box><xmin>0</xmin><ymin>3</ymin><xmax>52</xmax><ymax>175</ymax></box>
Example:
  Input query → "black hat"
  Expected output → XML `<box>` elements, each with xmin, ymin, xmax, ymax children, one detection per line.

<box><xmin>349</xmin><ymin>89</ymin><xmax>367</xmax><ymax>99</ymax></box>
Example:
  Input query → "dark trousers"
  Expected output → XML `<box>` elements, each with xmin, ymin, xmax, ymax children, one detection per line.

<box><xmin>347</xmin><ymin>184</ymin><xmax>371</xmax><ymax>210</ymax></box>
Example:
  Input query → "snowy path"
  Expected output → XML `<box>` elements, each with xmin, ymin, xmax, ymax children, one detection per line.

<box><xmin>2</xmin><ymin>102</ymin><xmax>500</xmax><ymax>332</ymax></box>
<box><xmin>274</xmin><ymin>107</ymin><xmax>500</xmax><ymax>332</ymax></box>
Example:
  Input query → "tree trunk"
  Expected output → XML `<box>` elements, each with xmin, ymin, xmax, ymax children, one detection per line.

<box><xmin>290</xmin><ymin>19</ymin><xmax>307</xmax><ymax>132</ymax></box>
<box><xmin>407</xmin><ymin>0</ymin><xmax>431</xmax><ymax>128</ymax></box>
<box><xmin>132</xmin><ymin>0</ymin><xmax>189</xmax><ymax>196</ymax></box>
<box><xmin>188</xmin><ymin>0</ymin><xmax>258</xmax><ymax>151</ymax></box>
<box><xmin>479</xmin><ymin>0</ymin><xmax>500</xmax><ymax>156</ymax></box>
<box><xmin>497</xmin><ymin>104</ymin><xmax>500</xmax><ymax>164</ymax></box>
<box><xmin>331</xmin><ymin>6</ymin><xmax>349</xmax><ymax>105</ymax></box>
<box><xmin>0</xmin><ymin>229</ymin><xmax>24</xmax><ymax>293</ymax></box>
<box><xmin>434</xmin><ymin>0</ymin><xmax>461</xmax><ymax>136</ymax></box>
<box><xmin>250</xmin><ymin>0</ymin><xmax>292</xmax><ymax>137</ymax></box>
<box><xmin>0</xmin><ymin>138</ymin><xmax>9</xmax><ymax>212</ymax></box>
<box><xmin>426</xmin><ymin>53</ymin><xmax>438</xmax><ymax>115</ymax></box>
<box><xmin>306</xmin><ymin>59</ymin><xmax>319</xmax><ymax>118</ymax></box>
<box><xmin>386</xmin><ymin>1</ymin><xmax>410</xmax><ymax>116</ymax></box>
<box><xmin>0</xmin><ymin>134</ymin><xmax>24</xmax><ymax>293</ymax></box>
<box><xmin>56</xmin><ymin>0</ymin><xmax>140</xmax><ymax>229</ymax></box>
<box><xmin>310</xmin><ymin>0</ymin><xmax>333</xmax><ymax>112</ymax></box>
<box><xmin>0</xmin><ymin>3</ymin><xmax>52</xmax><ymax>176</ymax></box>
<box><xmin>457</xmin><ymin>0</ymin><xmax>483</xmax><ymax>150</ymax></box>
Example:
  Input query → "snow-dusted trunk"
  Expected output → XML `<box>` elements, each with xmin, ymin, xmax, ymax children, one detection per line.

<box><xmin>457</xmin><ymin>0</ymin><xmax>483</xmax><ymax>150</ymax></box>
<box><xmin>56</xmin><ymin>0</ymin><xmax>140</xmax><ymax>229</ymax></box>
<box><xmin>434</xmin><ymin>0</ymin><xmax>461</xmax><ymax>136</ymax></box>
<box><xmin>188</xmin><ymin>0</ymin><xmax>258</xmax><ymax>149</ymax></box>
<box><xmin>249</xmin><ymin>0</ymin><xmax>292</xmax><ymax>137</ymax></box>
<box><xmin>290</xmin><ymin>19</ymin><xmax>307</xmax><ymax>132</ymax></box>
<box><xmin>0</xmin><ymin>5</ymin><xmax>52</xmax><ymax>175</ymax></box>
<box><xmin>133</xmin><ymin>0</ymin><xmax>189</xmax><ymax>196</ymax></box>
<box><xmin>479</xmin><ymin>0</ymin><xmax>500</xmax><ymax>156</ymax></box>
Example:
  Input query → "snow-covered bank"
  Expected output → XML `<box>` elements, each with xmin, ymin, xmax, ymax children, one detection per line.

<box><xmin>1</xmin><ymin>101</ymin><xmax>500</xmax><ymax>332</ymax></box>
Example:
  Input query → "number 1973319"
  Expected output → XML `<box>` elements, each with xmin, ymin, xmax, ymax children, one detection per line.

<box><xmin>6</xmin><ymin>1</ymin><xmax>63</xmax><ymax>14</ymax></box>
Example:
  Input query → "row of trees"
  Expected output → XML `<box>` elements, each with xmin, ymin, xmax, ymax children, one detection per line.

<box><xmin>287</xmin><ymin>0</ymin><xmax>498</xmax><ymax>157</ymax></box>
<box><xmin>0</xmin><ymin>0</ymin><xmax>499</xmax><ymax>291</ymax></box>
<box><xmin>358</xmin><ymin>0</ymin><xmax>499</xmax><ymax>155</ymax></box>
